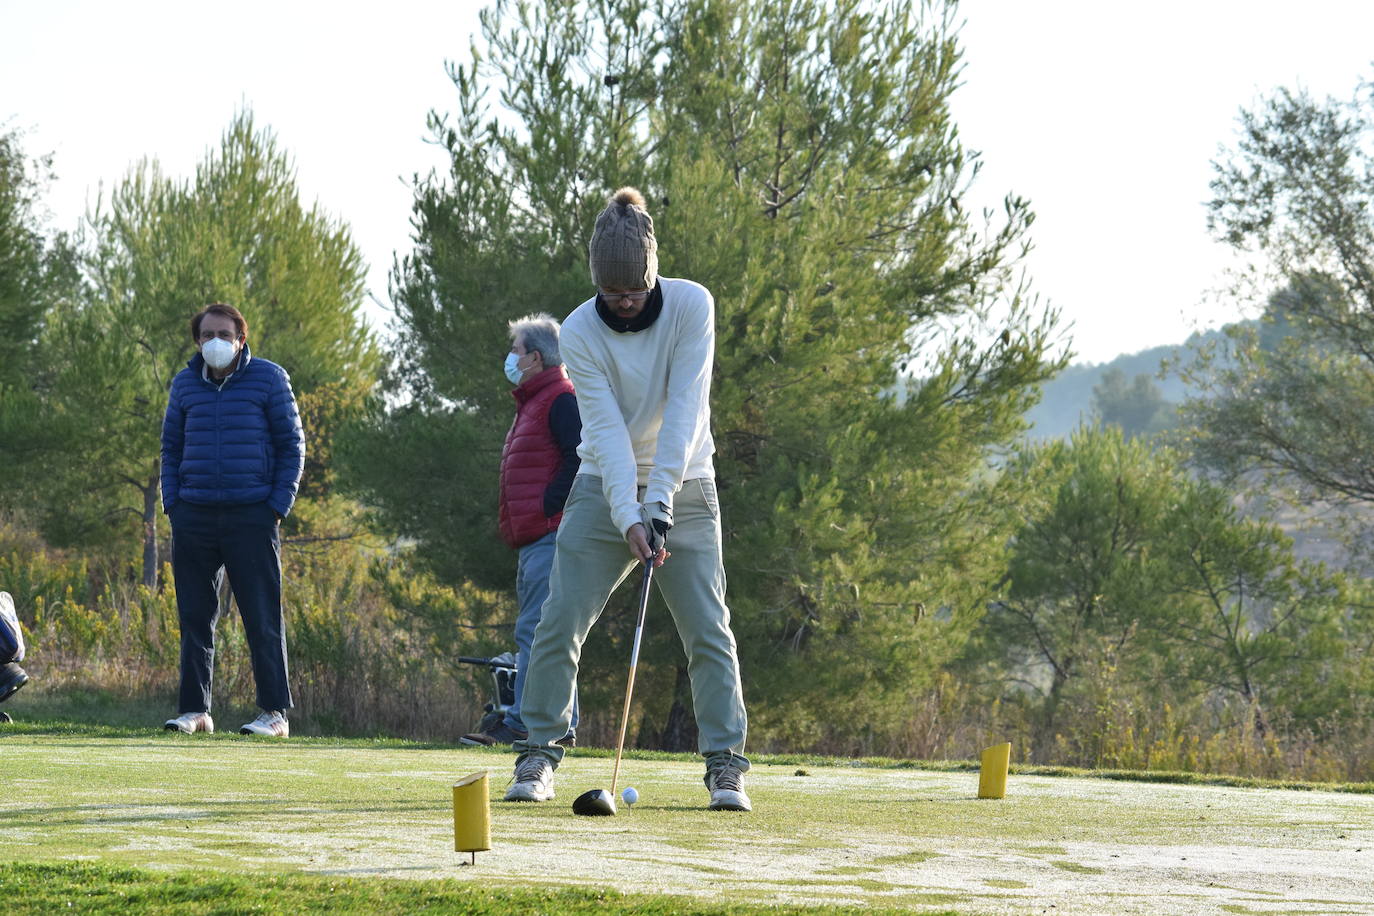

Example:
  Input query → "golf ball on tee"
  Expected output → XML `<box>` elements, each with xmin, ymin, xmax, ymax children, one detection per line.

<box><xmin>621</xmin><ymin>786</ymin><xmax>639</xmax><ymax>806</ymax></box>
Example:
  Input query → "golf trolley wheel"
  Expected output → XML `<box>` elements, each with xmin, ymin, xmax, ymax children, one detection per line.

<box><xmin>0</xmin><ymin>711</ymin><xmax>10</xmax><ymax>724</ymax></box>
<box><xmin>0</xmin><ymin>662</ymin><xmax>28</xmax><ymax>704</ymax></box>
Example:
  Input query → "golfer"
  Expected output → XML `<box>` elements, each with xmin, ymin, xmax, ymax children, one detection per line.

<box><xmin>160</xmin><ymin>303</ymin><xmax>303</xmax><ymax>737</ymax></box>
<box><xmin>461</xmin><ymin>313</ymin><xmax>582</xmax><ymax>747</ymax></box>
<box><xmin>506</xmin><ymin>187</ymin><xmax>751</xmax><ymax>811</ymax></box>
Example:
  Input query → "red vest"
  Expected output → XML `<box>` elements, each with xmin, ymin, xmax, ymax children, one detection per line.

<box><xmin>499</xmin><ymin>366</ymin><xmax>576</xmax><ymax>548</ymax></box>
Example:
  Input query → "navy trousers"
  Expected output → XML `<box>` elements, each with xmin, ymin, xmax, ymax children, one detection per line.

<box><xmin>170</xmin><ymin>500</ymin><xmax>292</xmax><ymax>714</ymax></box>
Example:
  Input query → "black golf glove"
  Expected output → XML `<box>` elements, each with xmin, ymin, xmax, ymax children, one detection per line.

<box><xmin>645</xmin><ymin>501</ymin><xmax>673</xmax><ymax>555</ymax></box>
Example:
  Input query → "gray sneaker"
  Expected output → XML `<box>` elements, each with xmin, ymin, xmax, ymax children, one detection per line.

<box><xmin>164</xmin><ymin>711</ymin><xmax>214</xmax><ymax>734</ymax></box>
<box><xmin>505</xmin><ymin>753</ymin><xmax>555</xmax><ymax>801</ymax></box>
<box><xmin>239</xmin><ymin>710</ymin><xmax>289</xmax><ymax>737</ymax></box>
<box><xmin>705</xmin><ymin>759</ymin><xmax>752</xmax><ymax>811</ymax></box>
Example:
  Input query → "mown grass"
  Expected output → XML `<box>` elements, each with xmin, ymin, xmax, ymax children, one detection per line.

<box><xmin>1</xmin><ymin>862</ymin><xmax>949</xmax><ymax>915</ymax></box>
<box><xmin>8</xmin><ymin>702</ymin><xmax>1373</xmax><ymax>795</ymax></box>
<box><xmin>4</xmin><ymin>717</ymin><xmax>1372</xmax><ymax>915</ymax></box>
<box><xmin>0</xmin><ymin>696</ymin><xmax>457</xmax><ymax>749</ymax></box>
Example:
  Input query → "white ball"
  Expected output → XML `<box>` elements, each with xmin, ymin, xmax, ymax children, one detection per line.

<box><xmin>621</xmin><ymin>786</ymin><xmax>639</xmax><ymax>805</ymax></box>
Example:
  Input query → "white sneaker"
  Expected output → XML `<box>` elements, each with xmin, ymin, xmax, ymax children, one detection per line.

<box><xmin>164</xmin><ymin>712</ymin><xmax>214</xmax><ymax>734</ymax></box>
<box><xmin>504</xmin><ymin>753</ymin><xmax>555</xmax><ymax>801</ymax></box>
<box><xmin>239</xmin><ymin>710</ymin><xmax>289</xmax><ymax>737</ymax></box>
<box><xmin>706</xmin><ymin>760</ymin><xmax>752</xmax><ymax>811</ymax></box>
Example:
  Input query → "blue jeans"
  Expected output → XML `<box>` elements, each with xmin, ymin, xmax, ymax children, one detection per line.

<box><xmin>505</xmin><ymin>531</ymin><xmax>579</xmax><ymax>734</ymax></box>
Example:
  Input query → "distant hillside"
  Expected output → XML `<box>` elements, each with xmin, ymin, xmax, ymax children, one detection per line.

<box><xmin>1023</xmin><ymin>326</ymin><xmax>1233</xmax><ymax>440</ymax></box>
<box><xmin>1016</xmin><ymin>321</ymin><xmax>1372</xmax><ymax>571</ymax></box>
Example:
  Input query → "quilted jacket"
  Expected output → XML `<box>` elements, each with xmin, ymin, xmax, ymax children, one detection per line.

<box><xmin>160</xmin><ymin>345</ymin><xmax>305</xmax><ymax>517</ymax></box>
<box><xmin>498</xmin><ymin>366</ymin><xmax>577</xmax><ymax>547</ymax></box>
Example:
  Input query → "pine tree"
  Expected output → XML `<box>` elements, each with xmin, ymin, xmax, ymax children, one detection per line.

<box><xmin>344</xmin><ymin>0</ymin><xmax>1064</xmax><ymax>751</ymax></box>
<box><xmin>6</xmin><ymin>112</ymin><xmax>379</xmax><ymax>588</ymax></box>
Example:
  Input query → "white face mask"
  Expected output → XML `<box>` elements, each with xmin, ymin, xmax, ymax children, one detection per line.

<box><xmin>202</xmin><ymin>338</ymin><xmax>239</xmax><ymax>370</ymax></box>
<box><xmin>504</xmin><ymin>352</ymin><xmax>525</xmax><ymax>385</ymax></box>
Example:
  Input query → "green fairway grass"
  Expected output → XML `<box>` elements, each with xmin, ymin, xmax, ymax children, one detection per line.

<box><xmin>2</xmin><ymin>720</ymin><xmax>1372</xmax><ymax>914</ymax></box>
<box><xmin>1</xmin><ymin>861</ymin><xmax>936</xmax><ymax>915</ymax></box>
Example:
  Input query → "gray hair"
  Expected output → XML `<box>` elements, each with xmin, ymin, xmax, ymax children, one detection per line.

<box><xmin>508</xmin><ymin>312</ymin><xmax>562</xmax><ymax>367</ymax></box>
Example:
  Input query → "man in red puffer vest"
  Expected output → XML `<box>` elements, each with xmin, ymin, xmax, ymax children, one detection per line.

<box><xmin>462</xmin><ymin>313</ymin><xmax>582</xmax><ymax>747</ymax></box>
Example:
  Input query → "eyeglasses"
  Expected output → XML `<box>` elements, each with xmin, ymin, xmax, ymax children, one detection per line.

<box><xmin>600</xmin><ymin>289</ymin><xmax>651</xmax><ymax>306</ymax></box>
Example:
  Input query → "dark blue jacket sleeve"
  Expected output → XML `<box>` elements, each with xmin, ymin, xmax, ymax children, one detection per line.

<box><xmin>543</xmin><ymin>392</ymin><xmax>582</xmax><ymax>517</ymax></box>
<box><xmin>160</xmin><ymin>378</ymin><xmax>185</xmax><ymax>512</ymax></box>
<box><xmin>268</xmin><ymin>368</ymin><xmax>305</xmax><ymax>517</ymax></box>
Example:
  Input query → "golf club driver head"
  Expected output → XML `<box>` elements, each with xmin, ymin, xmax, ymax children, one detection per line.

<box><xmin>0</xmin><ymin>662</ymin><xmax>28</xmax><ymax>704</ymax></box>
<box><xmin>571</xmin><ymin>788</ymin><xmax>616</xmax><ymax>816</ymax></box>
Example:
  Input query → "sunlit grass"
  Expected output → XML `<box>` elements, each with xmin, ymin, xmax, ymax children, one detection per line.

<box><xmin>2</xmin><ymin>861</ymin><xmax>932</xmax><ymax>916</ymax></box>
<box><xmin>3</xmin><ymin>722</ymin><xmax>1372</xmax><ymax>914</ymax></box>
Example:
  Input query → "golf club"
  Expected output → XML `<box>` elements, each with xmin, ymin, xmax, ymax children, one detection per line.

<box><xmin>572</xmin><ymin>558</ymin><xmax>654</xmax><ymax>816</ymax></box>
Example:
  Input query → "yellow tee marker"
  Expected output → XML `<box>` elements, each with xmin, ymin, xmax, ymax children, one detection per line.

<box><xmin>453</xmin><ymin>771</ymin><xmax>492</xmax><ymax>864</ymax></box>
<box><xmin>978</xmin><ymin>742</ymin><xmax>1011</xmax><ymax>799</ymax></box>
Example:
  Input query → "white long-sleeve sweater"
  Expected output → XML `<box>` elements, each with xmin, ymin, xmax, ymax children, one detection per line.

<box><xmin>559</xmin><ymin>276</ymin><xmax>717</xmax><ymax>536</ymax></box>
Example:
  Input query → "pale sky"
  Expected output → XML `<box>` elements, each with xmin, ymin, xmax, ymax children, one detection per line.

<box><xmin>5</xmin><ymin>1</ymin><xmax>1372</xmax><ymax>364</ymax></box>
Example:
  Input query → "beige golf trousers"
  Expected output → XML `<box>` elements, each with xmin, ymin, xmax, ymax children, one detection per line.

<box><xmin>514</xmin><ymin>475</ymin><xmax>749</xmax><ymax>767</ymax></box>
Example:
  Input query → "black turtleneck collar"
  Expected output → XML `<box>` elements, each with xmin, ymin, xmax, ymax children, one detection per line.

<box><xmin>595</xmin><ymin>282</ymin><xmax>663</xmax><ymax>334</ymax></box>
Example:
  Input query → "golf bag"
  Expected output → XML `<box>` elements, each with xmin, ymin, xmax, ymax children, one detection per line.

<box><xmin>0</xmin><ymin>590</ymin><xmax>29</xmax><ymax>711</ymax></box>
<box><xmin>457</xmin><ymin>652</ymin><xmax>517</xmax><ymax>733</ymax></box>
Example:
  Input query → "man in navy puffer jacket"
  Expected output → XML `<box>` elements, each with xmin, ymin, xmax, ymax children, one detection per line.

<box><xmin>160</xmin><ymin>303</ymin><xmax>304</xmax><ymax>738</ymax></box>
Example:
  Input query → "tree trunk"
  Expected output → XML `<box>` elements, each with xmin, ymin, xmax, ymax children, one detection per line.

<box><xmin>142</xmin><ymin>472</ymin><xmax>160</xmax><ymax>590</ymax></box>
<box><xmin>1242</xmin><ymin>683</ymin><xmax>1269</xmax><ymax>741</ymax></box>
<box><xmin>657</xmin><ymin>664</ymin><xmax>698</xmax><ymax>752</ymax></box>
<box><xmin>216</xmin><ymin>567</ymin><xmax>233</xmax><ymax>615</ymax></box>
<box><xmin>1034</xmin><ymin>665</ymin><xmax>1071</xmax><ymax>764</ymax></box>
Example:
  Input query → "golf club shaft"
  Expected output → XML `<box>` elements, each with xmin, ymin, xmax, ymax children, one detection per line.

<box><xmin>609</xmin><ymin>560</ymin><xmax>654</xmax><ymax>796</ymax></box>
